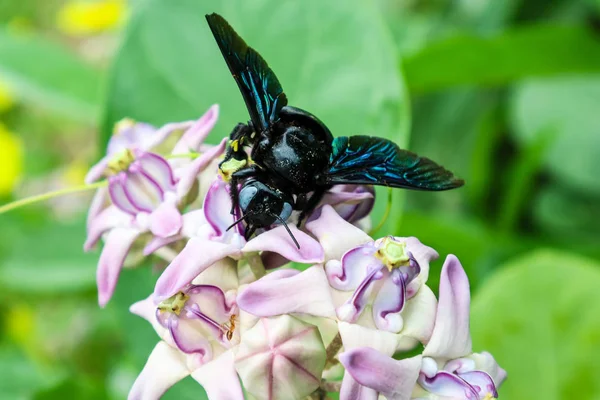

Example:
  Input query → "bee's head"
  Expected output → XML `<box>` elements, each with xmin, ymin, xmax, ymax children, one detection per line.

<box><xmin>228</xmin><ymin>180</ymin><xmax>298</xmax><ymax>248</ymax></box>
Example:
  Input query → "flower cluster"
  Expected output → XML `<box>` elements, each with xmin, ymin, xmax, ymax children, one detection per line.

<box><xmin>86</xmin><ymin>107</ymin><xmax>505</xmax><ymax>400</ymax></box>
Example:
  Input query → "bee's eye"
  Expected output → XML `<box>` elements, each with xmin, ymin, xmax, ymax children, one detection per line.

<box><xmin>279</xmin><ymin>202</ymin><xmax>293</xmax><ymax>221</ymax></box>
<box><xmin>239</xmin><ymin>186</ymin><xmax>258</xmax><ymax>211</ymax></box>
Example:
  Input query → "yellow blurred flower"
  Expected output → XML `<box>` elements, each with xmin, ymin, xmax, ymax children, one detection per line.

<box><xmin>62</xmin><ymin>159</ymin><xmax>89</xmax><ymax>186</ymax></box>
<box><xmin>57</xmin><ymin>0</ymin><xmax>128</xmax><ymax>36</ymax></box>
<box><xmin>5</xmin><ymin>304</ymin><xmax>35</xmax><ymax>347</ymax></box>
<box><xmin>0</xmin><ymin>79</ymin><xmax>15</xmax><ymax>113</ymax></box>
<box><xmin>0</xmin><ymin>123</ymin><xmax>23</xmax><ymax>195</ymax></box>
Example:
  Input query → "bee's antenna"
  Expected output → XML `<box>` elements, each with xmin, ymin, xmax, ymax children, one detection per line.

<box><xmin>271</xmin><ymin>214</ymin><xmax>300</xmax><ymax>249</ymax></box>
<box><xmin>226</xmin><ymin>212</ymin><xmax>252</xmax><ymax>232</ymax></box>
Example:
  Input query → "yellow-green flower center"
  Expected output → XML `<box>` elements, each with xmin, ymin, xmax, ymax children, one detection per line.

<box><xmin>375</xmin><ymin>237</ymin><xmax>410</xmax><ymax>271</ymax></box>
<box><xmin>157</xmin><ymin>291</ymin><xmax>189</xmax><ymax>316</ymax></box>
<box><xmin>106</xmin><ymin>148</ymin><xmax>135</xmax><ymax>175</ymax></box>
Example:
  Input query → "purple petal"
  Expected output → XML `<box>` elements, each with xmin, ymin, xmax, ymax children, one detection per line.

<box><xmin>143</xmin><ymin>235</ymin><xmax>182</xmax><ymax>256</ymax></box>
<box><xmin>185</xmin><ymin>285</ymin><xmax>233</xmax><ymax>336</ymax></box>
<box><xmin>123</xmin><ymin>169</ymin><xmax>164</xmax><ymax>212</ymax></box>
<box><xmin>458</xmin><ymin>370</ymin><xmax>498</xmax><ymax>398</ymax></box>
<box><xmin>337</xmin><ymin>265</ymin><xmax>383</xmax><ymax>323</ymax></box>
<box><xmin>237</xmin><ymin>266</ymin><xmax>335</xmax><ymax>318</ymax></box>
<box><xmin>154</xmin><ymin>237</ymin><xmax>238</xmax><ymax>301</ymax></box>
<box><xmin>108</xmin><ymin>174</ymin><xmax>138</xmax><ymax>215</ymax></box>
<box><xmin>339</xmin><ymin>348</ymin><xmax>422</xmax><ymax>400</ymax></box>
<box><xmin>470</xmin><ymin>351</ymin><xmax>507</xmax><ymax>386</ymax></box>
<box><xmin>130</xmin><ymin>296</ymin><xmax>165</xmax><ymax>335</ymax></box>
<box><xmin>140</xmin><ymin>120</ymin><xmax>194</xmax><ymax>151</ymax></box>
<box><xmin>191</xmin><ymin>349</ymin><xmax>244</xmax><ymax>400</ymax></box>
<box><xmin>418</xmin><ymin>371</ymin><xmax>480</xmax><ymax>399</ymax></box>
<box><xmin>321</xmin><ymin>185</ymin><xmax>375</xmax><ymax>223</ymax></box>
<box><xmin>176</xmin><ymin>138</ymin><xmax>227</xmax><ymax>198</ymax></box>
<box><xmin>373</xmin><ymin>269</ymin><xmax>407</xmax><ymax>333</ymax></box>
<box><xmin>164</xmin><ymin>313</ymin><xmax>212</xmax><ymax>355</ymax></box>
<box><xmin>398</xmin><ymin>284</ymin><xmax>437</xmax><ymax>344</ymax></box>
<box><xmin>325</xmin><ymin>242</ymin><xmax>378</xmax><ymax>291</ymax></box>
<box><xmin>243</xmin><ymin>224</ymin><xmax>324</xmax><ymax>264</ymax></box>
<box><xmin>172</xmin><ymin>105</ymin><xmax>219</xmax><ymax>154</ymax></box>
<box><xmin>85</xmin><ymin>157</ymin><xmax>109</xmax><ymax>184</ymax></box>
<box><xmin>109</xmin><ymin>121</ymin><xmax>157</xmax><ymax>154</ymax></box>
<box><xmin>340</xmin><ymin>372</ymin><xmax>378</xmax><ymax>400</ymax></box>
<box><xmin>84</xmin><ymin>206</ymin><xmax>131</xmax><ymax>251</ymax></box>
<box><xmin>149</xmin><ymin>200</ymin><xmax>182</xmax><ymax>238</ymax></box>
<box><xmin>86</xmin><ymin>186</ymin><xmax>109</xmax><ymax>230</ymax></box>
<box><xmin>423</xmin><ymin>255</ymin><xmax>472</xmax><ymax>359</ymax></box>
<box><xmin>403</xmin><ymin>237</ymin><xmax>438</xmax><ymax>295</ymax></box>
<box><xmin>137</xmin><ymin>152</ymin><xmax>176</xmax><ymax>190</ymax></box>
<box><xmin>203</xmin><ymin>177</ymin><xmax>234</xmax><ymax>236</ymax></box>
<box><xmin>305</xmin><ymin>205</ymin><xmax>372</xmax><ymax>261</ymax></box>
<box><xmin>97</xmin><ymin>228</ymin><xmax>141</xmax><ymax>307</ymax></box>
<box><xmin>128</xmin><ymin>341</ymin><xmax>189</xmax><ymax>400</ymax></box>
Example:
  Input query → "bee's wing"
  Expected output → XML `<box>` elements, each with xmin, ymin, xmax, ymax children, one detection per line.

<box><xmin>206</xmin><ymin>13</ymin><xmax>287</xmax><ymax>132</ymax></box>
<box><xmin>321</xmin><ymin>136</ymin><xmax>464</xmax><ymax>190</ymax></box>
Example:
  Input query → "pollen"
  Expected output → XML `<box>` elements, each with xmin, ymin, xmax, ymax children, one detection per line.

<box><xmin>375</xmin><ymin>237</ymin><xmax>410</xmax><ymax>271</ymax></box>
<box><xmin>218</xmin><ymin>157</ymin><xmax>247</xmax><ymax>182</ymax></box>
<box><xmin>106</xmin><ymin>148</ymin><xmax>136</xmax><ymax>175</ymax></box>
<box><xmin>157</xmin><ymin>292</ymin><xmax>189</xmax><ymax>316</ymax></box>
<box><xmin>483</xmin><ymin>393</ymin><xmax>496</xmax><ymax>400</ymax></box>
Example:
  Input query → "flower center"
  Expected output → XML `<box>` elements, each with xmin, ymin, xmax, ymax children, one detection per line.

<box><xmin>106</xmin><ymin>148</ymin><xmax>135</xmax><ymax>175</ymax></box>
<box><xmin>375</xmin><ymin>237</ymin><xmax>410</xmax><ymax>271</ymax></box>
<box><xmin>157</xmin><ymin>291</ymin><xmax>189</xmax><ymax>316</ymax></box>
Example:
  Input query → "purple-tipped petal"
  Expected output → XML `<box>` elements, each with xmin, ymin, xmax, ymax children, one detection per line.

<box><xmin>403</xmin><ymin>237</ymin><xmax>438</xmax><ymax>294</ymax></box>
<box><xmin>458</xmin><ymin>370</ymin><xmax>498</xmax><ymax>398</ymax></box>
<box><xmin>97</xmin><ymin>228</ymin><xmax>140</xmax><ymax>307</ymax></box>
<box><xmin>238</xmin><ymin>266</ymin><xmax>335</xmax><ymax>318</ymax></box>
<box><xmin>339</xmin><ymin>348</ymin><xmax>422</xmax><ymax>400</ymax></box>
<box><xmin>424</xmin><ymin>255</ymin><xmax>472</xmax><ymax>359</ymax></box>
<box><xmin>176</xmin><ymin>138</ymin><xmax>227</xmax><ymax>198</ymax></box>
<box><xmin>321</xmin><ymin>185</ymin><xmax>375</xmax><ymax>223</ymax></box>
<box><xmin>306</xmin><ymin>205</ymin><xmax>372</xmax><ymax>261</ymax></box>
<box><xmin>417</xmin><ymin>370</ymin><xmax>480</xmax><ymax>399</ymax></box>
<box><xmin>243</xmin><ymin>225</ymin><xmax>324</xmax><ymax>264</ymax></box>
<box><xmin>325</xmin><ymin>243</ymin><xmax>378</xmax><ymax>291</ymax></box>
<box><xmin>85</xmin><ymin>157</ymin><xmax>109</xmax><ymax>184</ymax></box>
<box><xmin>203</xmin><ymin>178</ymin><xmax>234</xmax><ymax>237</ymax></box>
<box><xmin>373</xmin><ymin>269</ymin><xmax>407</xmax><ymax>333</ymax></box>
<box><xmin>192</xmin><ymin>349</ymin><xmax>244</xmax><ymax>400</ymax></box>
<box><xmin>186</xmin><ymin>285</ymin><xmax>233</xmax><ymax>333</ymax></box>
<box><xmin>128</xmin><ymin>341</ymin><xmax>189</xmax><ymax>400</ymax></box>
<box><xmin>172</xmin><ymin>105</ymin><xmax>220</xmax><ymax>154</ymax></box>
<box><xmin>149</xmin><ymin>200</ymin><xmax>182</xmax><ymax>238</ymax></box>
<box><xmin>154</xmin><ymin>237</ymin><xmax>238</xmax><ymax>301</ymax></box>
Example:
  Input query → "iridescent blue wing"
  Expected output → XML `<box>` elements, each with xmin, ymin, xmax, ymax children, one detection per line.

<box><xmin>206</xmin><ymin>13</ymin><xmax>287</xmax><ymax>132</ymax></box>
<box><xmin>322</xmin><ymin>136</ymin><xmax>464</xmax><ymax>190</ymax></box>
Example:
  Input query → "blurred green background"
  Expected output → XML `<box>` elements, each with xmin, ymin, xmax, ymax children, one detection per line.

<box><xmin>0</xmin><ymin>0</ymin><xmax>599</xmax><ymax>399</ymax></box>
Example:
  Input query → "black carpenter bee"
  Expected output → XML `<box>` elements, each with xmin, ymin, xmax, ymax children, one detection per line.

<box><xmin>206</xmin><ymin>13</ymin><xmax>463</xmax><ymax>248</ymax></box>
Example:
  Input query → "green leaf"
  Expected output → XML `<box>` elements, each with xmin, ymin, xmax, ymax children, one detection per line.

<box><xmin>471</xmin><ymin>250</ymin><xmax>600</xmax><ymax>399</ymax></box>
<box><xmin>509</xmin><ymin>75</ymin><xmax>600</xmax><ymax>194</ymax></box>
<box><xmin>0</xmin><ymin>219</ymin><xmax>97</xmax><ymax>293</ymax></box>
<box><xmin>404</xmin><ymin>24</ymin><xmax>600</xmax><ymax>93</ymax></box>
<box><xmin>0</xmin><ymin>30</ymin><xmax>101</xmax><ymax>122</ymax></box>
<box><xmin>101</xmin><ymin>0</ymin><xmax>408</xmax><ymax>148</ymax></box>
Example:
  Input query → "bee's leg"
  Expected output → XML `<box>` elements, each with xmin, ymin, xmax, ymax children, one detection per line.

<box><xmin>297</xmin><ymin>187</ymin><xmax>327</xmax><ymax>228</ymax></box>
<box><xmin>244</xmin><ymin>224</ymin><xmax>257</xmax><ymax>241</ymax></box>
<box><xmin>229</xmin><ymin>165</ymin><xmax>262</xmax><ymax>215</ymax></box>
<box><xmin>220</xmin><ymin>123</ymin><xmax>253</xmax><ymax>169</ymax></box>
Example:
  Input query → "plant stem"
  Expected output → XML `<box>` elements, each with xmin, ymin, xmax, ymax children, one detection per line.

<box><xmin>0</xmin><ymin>180</ymin><xmax>107</xmax><ymax>215</ymax></box>
<box><xmin>325</xmin><ymin>332</ymin><xmax>343</xmax><ymax>366</ymax></box>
